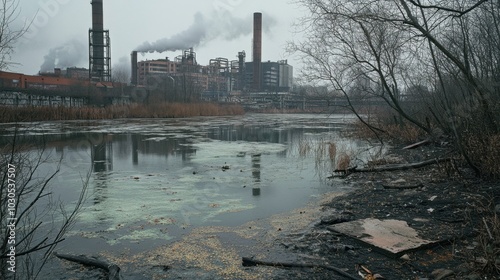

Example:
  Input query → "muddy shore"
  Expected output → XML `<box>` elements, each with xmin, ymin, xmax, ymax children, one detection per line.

<box><xmin>50</xmin><ymin>143</ymin><xmax>499</xmax><ymax>280</ymax></box>
<box><xmin>266</xmin><ymin>144</ymin><xmax>500</xmax><ymax>280</ymax></box>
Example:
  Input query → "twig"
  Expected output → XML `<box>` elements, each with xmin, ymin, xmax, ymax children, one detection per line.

<box><xmin>334</xmin><ymin>158</ymin><xmax>452</xmax><ymax>173</ymax></box>
<box><xmin>483</xmin><ymin>217</ymin><xmax>494</xmax><ymax>241</ymax></box>
<box><xmin>403</xmin><ymin>139</ymin><xmax>431</xmax><ymax>149</ymax></box>
<box><xmin>382</xmin><ymin>183</ymin><xmax>423</xmax><ymax>190</ymax></box>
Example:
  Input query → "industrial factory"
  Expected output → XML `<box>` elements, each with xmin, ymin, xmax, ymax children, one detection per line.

<box><xmin>131</xmin><ymin>12</ymin><xmax>294</xmax><ymax>98</ymax></box>
<box><xmin>0</xmin><ymin>1</ymin><xmax>294</xmax><ymax>106</ymax></box>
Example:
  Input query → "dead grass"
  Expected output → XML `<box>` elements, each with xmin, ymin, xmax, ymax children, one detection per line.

<box><xmin>297</xmin><ymin>138</ymin><xmax>355</xmax><ymax>176</ymax></box>
<box><xmin>478</xmin><ymin>212</ymin><xmax>500</xmax><ymax>274</ymax></box>
<box><xmin>0</xmin><ymin>103</ymin><xmax>245</xmax><ymax>122</ymax></box>
<box><xmin>466</xmin><ymin>198</ymin><xmax>500</xmax><ymax>275</ymax></box>
<box><xmin>464</xmin><ymin>134</ymin><xmax>500</xmax><ymax>179</ymax></box>
<box><xmin>328</xmin><ymin>142</ymin><xmax>337</xmax><ymax>162</ymax></box>
<box><xmin>336</xmin><ymin>153</ymin><xmax>351</xmax><ymax>171</ymax></box>
<box><xmin>298</xmin><ymin>139</ymin><xmax>311</xmax><ymax>157</ymax></box>
<box><xmin>351</xmin><ymin>119</ymin><xmax>426</xmax><ymax>144</ymax></box>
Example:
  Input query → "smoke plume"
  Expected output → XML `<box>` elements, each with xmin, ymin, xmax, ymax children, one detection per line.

<box><xmin>136</xmin><ymin>11</ymin><xmax>276</xmax><ymax>53</ymax></box>
<box><xmin>40</xmin><ymin>40</ymin><xmax>86</xmax><ymax>72</ymax></box>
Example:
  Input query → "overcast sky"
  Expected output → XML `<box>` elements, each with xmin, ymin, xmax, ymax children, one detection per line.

<box><xmin>9</xmin><ymin>0</ymin><xmax>307</xmax><ymax>77</ymax></box>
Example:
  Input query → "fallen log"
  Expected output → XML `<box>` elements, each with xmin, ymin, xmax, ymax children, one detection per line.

<box><xmin>333</xmin><ymin>157</ymin><xmax>452</xmax><ymax>174</ymax></box>
<box><xmin>242</xmin><ymin>257</ymin><xmax>358</xmax><ymax>280</ymax></box>
<box><xmin>382</xmin><ymin>183</ymin><xmax>423</xmax><ymax>190</ymax></box>
<box><xmin>54</xmin><ymin>252</ymin><xmax>122</xmax><ymax>280</ymax></box>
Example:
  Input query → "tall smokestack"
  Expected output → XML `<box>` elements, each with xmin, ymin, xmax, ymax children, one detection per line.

<box><xmin>89</xmin><ymin>0</ymin><xmax>111</xmax><ymax>82</ymax></box>
<box><xmin>253</xmin><ymin>12</ymin><xmax>262</xmax><ymax>91</ymax></box>
<box><xmin>131</xmin><ymin>51</ymin><xmax>138</xmax><ymax>85</ymax></box>
<box><xmin>92</xmin><ymin>0</ymin><xmax>103</xmax><ymax>31</ymax></box>
<box><xmin>238</xmin><ymin>51</ymin><xmax>246</xmax><ymax>91</ymax></box>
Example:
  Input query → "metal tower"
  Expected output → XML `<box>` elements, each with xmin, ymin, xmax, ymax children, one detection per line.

<box><xmin>89</xmin><ymin>0</ymin><xmax>111</xmax><ymax>82</ymax></box>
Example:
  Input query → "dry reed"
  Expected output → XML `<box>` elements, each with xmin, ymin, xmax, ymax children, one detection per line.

<box><xmin>328</xmin><ymin>142</ymin><xmax>337</xmax><ymax>162</ymax></box>
<box><xmin>336</xmin><ymin>153</ymin><xmax>351</xmax><ymax>171</ymax></box>
<box><xmin>465</xmin><ymin>134</ymin><xmax>500</xmax><ymax>179</ymax></box>
<box><xmin>0</xmin><ymin>102</ymin><xmax>245</xmax><ymax>123</ymax></box>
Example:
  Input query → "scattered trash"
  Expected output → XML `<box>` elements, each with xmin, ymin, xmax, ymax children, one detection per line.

<box><xmin>237</xmin><ymin>152</ymin><xmax>246</xmax><ymax>157</ymax></box>
<box><xmin>328</xmin><ymin>219</ymin><xmax>436</xmax><ymax>256</ymax></box>
<box><xmin>356</xmin><ymin>265</ymin><xmax>385</xmax><ymax>279</ymax></box>
<box><xmin>431</xmin><ymin>268</ymin><xmax>454</xmax><ymax>280</ymax></box>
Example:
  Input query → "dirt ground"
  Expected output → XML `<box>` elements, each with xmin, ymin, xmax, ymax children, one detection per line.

<box><xmin>270</xmin><ymin>144</ymin><xmax>500</xmax><ymax>280</ymax></box>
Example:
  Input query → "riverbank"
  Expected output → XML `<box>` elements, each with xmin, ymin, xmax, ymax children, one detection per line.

<box><xmin>0</xmin><ymin>102</ymin><xmax>245</xmax><ymax>122</ymax></box>
<box><xmin>269</xmin><ymin>143</ymin><xmax>500</xmax><ymax>279</ymax></box>
<box><xmin>46</xmin><ymin>142</ymin><xmax>500</xmax><ymax>279</ymax></box>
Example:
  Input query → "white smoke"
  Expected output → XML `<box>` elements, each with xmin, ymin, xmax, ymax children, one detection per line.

<box><xmin>40</xmin><ymin>40</ymin><xmax>86</xmax><ymax>72</ymax></box>
<box><xmin>136</xmin><ymin>11</ymin><xmax>276</xmax><ymax>53</ymax></box>
<box><xmin>112</xmin><ymin>56</ymin><xmax>131</xmax><ymax>83</ymax></box>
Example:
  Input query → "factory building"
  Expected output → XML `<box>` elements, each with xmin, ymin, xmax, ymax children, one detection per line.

<box><xmin>0</xmin><ymin>71</ymin><xmax>86</xmax><ymax>90</ymax></box>
<box><xmin>132</xmin><ymin>53</ymin><xmax>292</xmax><ymax>95</ymax></box>
<box><xmin>132</xmin><ymin>48</ymin><xmax>230</xmax><ymax>95</ymax></box>
<box><xmin>131</xmin><ymin>12</ymin><xmax>293</xmax><ymax>96</ymax></box>
<box><xmin>245</xmin><ymin>60</ymin><xmax>293</xmax><ymax>92</ymax></box>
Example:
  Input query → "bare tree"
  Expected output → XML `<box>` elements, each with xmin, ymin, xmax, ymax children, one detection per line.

<box><xmin>0</xmin><ymin>132</ymin><xmax>88</xmax><ymax>279</ymax></box>
<box><xmin>291</xmin><ymin>0</ymin><xmax>500</xmax><ymax>177</ymax></box>
<box><xmin>0</xmin><ymin>2</ymin><xmax>89</xmax><ymax>278</ymax></box>
<box><xmin>0</xmin><ymin>0</ymin><xmax>28</xmax><ymax>70</ymax></box>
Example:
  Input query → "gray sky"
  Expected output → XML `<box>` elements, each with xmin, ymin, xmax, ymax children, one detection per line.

<box><xmin>10</xmin><ymin>0</ymin><xmax>306</xmax><ymax>76</ymax></box>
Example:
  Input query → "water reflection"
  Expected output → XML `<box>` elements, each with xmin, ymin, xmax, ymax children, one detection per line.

<box><xmin>251</xmin><ymin>154</ymin><xmax>261</xmax><ymax>196</ymax></box>
<box><xmin>92</xmin><ymin>141</ymin><xmax>113</xmax><ymax>172</ymax></box>
<box><xmin>0</xmin><ymin>114</ymin><xmax>380</xmax><ymax>249</ymax></box>
<box><xmin>131</xmin><ymin>135</ymin><xmax>139</xmax><ymax>165</ymax></box>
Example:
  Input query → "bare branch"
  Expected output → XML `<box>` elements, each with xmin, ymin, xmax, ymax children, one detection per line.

<box><xmin>405</xmin><ymin>0</ymin><xmax>490</xmax><ymax>17</ymax></box>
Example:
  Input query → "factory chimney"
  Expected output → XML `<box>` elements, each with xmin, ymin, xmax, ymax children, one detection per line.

<box><xmin>92</xmin><ymin>0</ymin><xmax>103</xmax><ymax>31</ymax></box>
<box><xmin>238</xmin><ymin>51</ymin><xmax>246</xmax><ymax>91</ymax></box>
<box><xmin>89</xmin><ymin>0</ymin><xmax>111</xmax><ymax>82</ymax></box>
<box><xmin>131</xmin><ymin>51</ymin><xmax>138</xmax><ymax>85</ymax></box>
<box><xmin>252</xmin><ymin>12</ymin><xmax>262</xmax><ymax>91</ymax></box>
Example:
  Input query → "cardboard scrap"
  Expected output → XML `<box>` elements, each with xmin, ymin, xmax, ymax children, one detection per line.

<box><xmin>328</xmin><ymin>218</ymin><xmax>436</xmax><ymax>257</ymax></box>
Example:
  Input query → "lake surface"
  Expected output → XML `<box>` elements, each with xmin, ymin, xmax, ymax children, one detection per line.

<box><xmin>0</xmin><ymin>113</ymin><xmax>380</xmax><ymax>255</ymax></box>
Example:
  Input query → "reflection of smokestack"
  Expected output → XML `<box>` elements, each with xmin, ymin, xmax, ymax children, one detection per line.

<box><xmin>253</xmin><ymin>12</ymin><xmax>262</xmax><ymax>91</ymax></box>
<box><xmin>131</xmin><ymin>51</ymin><xmax>138</xmax><ymax>85</ymax></box>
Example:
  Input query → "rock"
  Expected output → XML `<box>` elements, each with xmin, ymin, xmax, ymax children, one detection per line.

<box><xmin>326</xmin><ymin>243</ymin><xmax>354</xmax><ymax>252</ymax></box>
<box><xmin>464</xmin><ymin>274</ymin><xmax>481</xmax><ymax>280</ymax></box>
<box><xmin>431</xmin><ymin>269</ymin><xmax>454</xmax><ymax>280</ymax></box>
<box><xmin>495</xmin><ymin>204</ymin><xmax>500</xmax><ymax>215</ymax></box>
<box><xmin>400</xmin><ymin>254</ymin><xmax>411</xmax><ymax>261</ymax></box>
<box><xmin>392</xmin><ymin>178</ymin><xmax>407</xmax><ymax>184</ymax></box>
<box><xmin>320</xmin><ymin>214</ymin><xmax>352</xmax><ymax>225</ymax></box>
